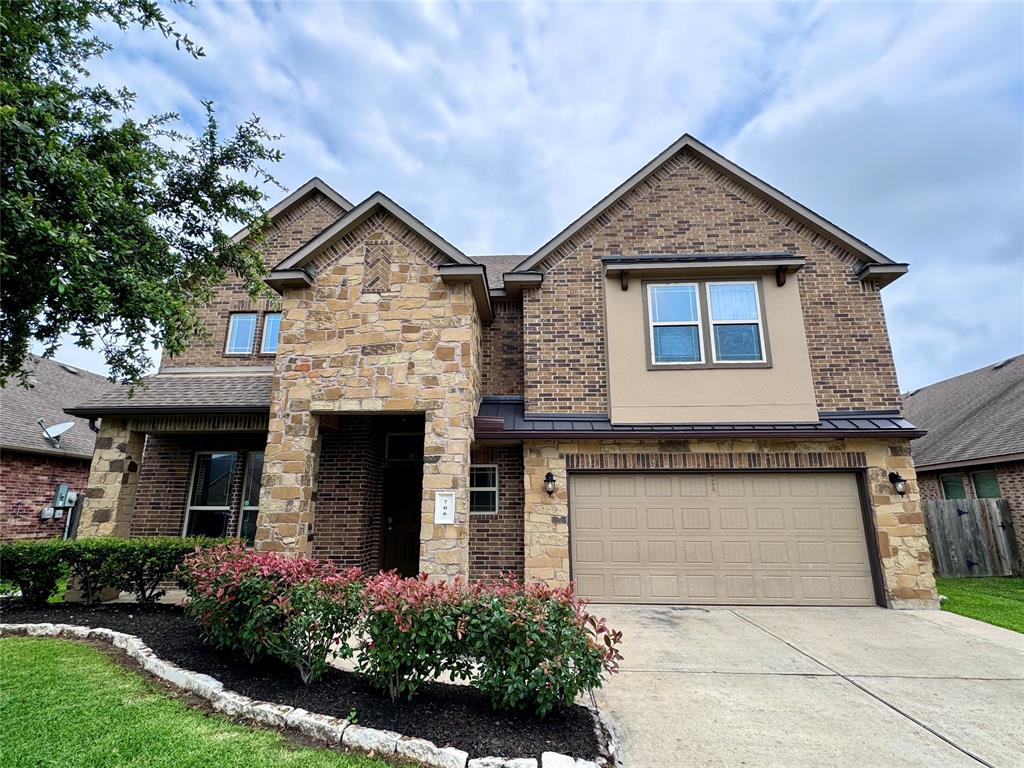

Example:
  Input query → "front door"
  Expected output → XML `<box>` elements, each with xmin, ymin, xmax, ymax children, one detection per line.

<box><xmin>381</xmin><ymin>435</ymin><xmax>424</xmax><ymax>576</ymax></box>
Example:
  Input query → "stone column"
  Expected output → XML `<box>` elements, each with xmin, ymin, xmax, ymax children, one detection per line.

<box><xmin>522</xmin><ymin>441</ymin><xmax>571</xmax><ymax>586</ymax></box>
<box><xmin>418</xmin><ymin>407</ymin><xmax>472</xmax><ymax>578</ymax></box>
<box><xmin>254</xmin><ymin>400</ymin><xmax>319</xmax><ymax>557</ymax></box>
<box><xmin>76</xmin><ymin>417</ymin><xmax>145</xmax><ymax>539</ymax></box>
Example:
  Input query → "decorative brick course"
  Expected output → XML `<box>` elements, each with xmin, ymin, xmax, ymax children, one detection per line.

<box><xmin>522</xmin><ymin>146</ymin><xmax>902</xmax><ymax>415</ymax></box>
<box><xmin>469</xmin><ymin>446</ymin><xmax>524</xmax><ymax>581</ymax></box>
<box><xmin>523</xmin><ymin>436</ymin><xmax>936</xmax><ymax>608</ymax></box>
<box><xmin>0</xmin><ymin>451</ymin><xmax>90</xmax><ymax>540</ymax></box>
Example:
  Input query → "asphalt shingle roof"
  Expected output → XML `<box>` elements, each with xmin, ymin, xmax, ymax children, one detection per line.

<box><xmin>65</xmin><ymin>371</ymin><xmax>273</xmax><ymax>416</ymax></box>
<box><xmin>902</xmin><ymin>355</ymin><xmax>1024</xmax><ymax>468</ymax></box>
<box><xmin>1</xmin><ymin>356</ymin><xmax>121</xmax><ymax>459</ymax></box>
<box><xmin>470</xmin><ymin>255</ymin><xmax>527</xmax><ymax>290</ymax></box>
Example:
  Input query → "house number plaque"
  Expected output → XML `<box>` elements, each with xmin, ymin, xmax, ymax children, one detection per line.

<box><xmin>433</xmin><ymin>491</ymin><xmax>456</xmax><ymax>524</ymax></box>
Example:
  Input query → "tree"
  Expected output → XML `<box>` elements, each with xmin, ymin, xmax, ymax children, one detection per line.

<box><xmin>0</xmin><ymin>0</ymin><xmax>282</xmax><ymax>385</ymax></box>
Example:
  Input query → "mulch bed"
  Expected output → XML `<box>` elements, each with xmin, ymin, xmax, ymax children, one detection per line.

<box><xmin>1</xmin><ymin>601</ymin><xmax>600</xmax><ymax>761</ymax></box>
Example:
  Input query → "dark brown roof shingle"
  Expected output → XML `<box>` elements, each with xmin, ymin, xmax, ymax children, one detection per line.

<box><xmin>65</xmin><ymin>371</ymin><xmax>272</xmax><ymax>417</ymax></box>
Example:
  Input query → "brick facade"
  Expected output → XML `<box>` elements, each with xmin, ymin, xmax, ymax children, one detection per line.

<box><xmin>918</xmin><ymin>461</ymin><xmax>1024</xmax><ymax>561</ymax></box>
<box><xmin>0</xmin><ymin>451</ymin><xmax>90</xmax><ymax>541</ymax></box>
<box><xmin>167</xmin><ymin>191</ymin><xmax>347</xmax><ymax>370</ymax></box>
<box><xmin>523</xmin><ymin>147</ymin><xmax>901</xmax><ymax>415</ymax></box>
<box><xmin>469</xmin><ymin>446</ymin><xmax>525</xmax><ymax>581</ymax></box>
<box><xmin>480</xmin><ymin>299</ymin><xmax>524</xmax><ymax>396</ymax></box>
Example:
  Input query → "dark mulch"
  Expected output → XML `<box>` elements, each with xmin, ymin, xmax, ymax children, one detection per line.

<box><xmin>1</xmin><ymin>601</ymin><xmax>600</xmax><ymax>761</ymax></box>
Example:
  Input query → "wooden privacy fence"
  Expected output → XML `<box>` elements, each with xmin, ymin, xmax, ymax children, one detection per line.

<box><xmin>923</xmin><ymin>499</ymin><xmax>1020</xmax><ymax>577</ymax></box>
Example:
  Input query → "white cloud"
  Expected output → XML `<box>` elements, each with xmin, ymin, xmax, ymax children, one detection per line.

<box><xmin>48</xmin><ymin>0</ymin><xmax>1022</xmax><ymax>393</ymax></box>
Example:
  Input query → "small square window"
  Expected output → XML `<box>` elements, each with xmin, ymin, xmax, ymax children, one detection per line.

<box><xmin>470</xmin><ymin>465</ymin><xmax>498</xmax><ymax>514</ymax></box>
<box><xmin>971</xmin><ymin>470</ymin><xmax>1001</xmax><ymax>499</ymax></box>
<box><xmin>261</xmin><ymin>313</ymin><xmax>281</xmax><ymax>354</ymax></box>
<box><xmin>225</xmin><ymin>313</ymin><xmax>257</xmax><ymax>354</ymax></box>
<box><xmin>940</xmin><ymin>473</ymin><xmax>967</xmax><ymax>500</ymax></box>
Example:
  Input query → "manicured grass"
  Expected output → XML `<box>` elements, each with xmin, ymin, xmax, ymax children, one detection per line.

<box><xmin>0</xmin><ymin>637</ymin><xmax>398</xmax><ymax>768</ymax></box>
<box><xmin>936</xmin><ymin>577</ymin><xmax>1024</xmax><ymax>634</ymax></box>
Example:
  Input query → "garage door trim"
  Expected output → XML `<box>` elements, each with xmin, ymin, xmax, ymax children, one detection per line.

<box><xmin>567</xmin><ymin>468</ymin><xmax>885</xmax><ymax>607</ymax></box>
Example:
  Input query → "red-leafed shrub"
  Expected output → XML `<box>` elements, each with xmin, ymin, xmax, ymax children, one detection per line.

<box><xmin>356</xmin><ymin>571</ymin><xmax>474</xmax><ymax>701</ymax></box>
<box><xmin>178</xmin><ymin>543</ymin><xmax>361</xmax><ymax>674</ymax></box>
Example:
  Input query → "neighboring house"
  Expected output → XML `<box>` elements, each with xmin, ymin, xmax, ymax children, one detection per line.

<box><xmin>1</xmin><ymin>356</ymin><xmax>120</xmax><ymax>540</ymax></box>
<box><xmin>66</xmin><ymin>133</ymin><xmax>937</xmax><ymax>608</ymax></box>
<box><xmin>903</xmin><ymin>356</ymin><xmax>1024</xmax><ymax>559</ymax></box>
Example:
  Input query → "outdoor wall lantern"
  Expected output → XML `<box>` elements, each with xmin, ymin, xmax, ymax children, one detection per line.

<box><xmin>544</xmin><ymin>472</ymin><xmax>556</xmax><ymax>496</ymax></box>
<box><xmin>888</xmin><ymin>472</ymin><xmax>907</xmax><ymax>496</ymax></box>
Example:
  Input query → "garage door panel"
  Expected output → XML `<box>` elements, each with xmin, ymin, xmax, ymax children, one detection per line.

<box><xmin>570</xmin><ymin>472</ymin><xmax>875</xmax><ymax>606</ymax></box>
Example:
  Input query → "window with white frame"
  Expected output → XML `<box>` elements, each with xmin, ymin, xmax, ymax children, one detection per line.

<box><xmin>184</xmin><ymin>452</ymin><xmax>237</xmax><ymax>537</ymax></box>
<box><xmin>225</xmin><ymin>313</ymin><xmax>257</xmax><ymax>354</ymax></box>
<box><xmin>469</xmin><ymin>465</ymin><xmax>498</xmax><ymax>514</ymax></box>
<box><xmin>647</xmin><ymin>283</ymin><xmax>703</xmax><ymax>365</ymax></box>
<box><xmin>706</xmin><ymin>282</ymin><xmax>765</xmax><ymax>363</ymax></box>
<box><xmin>260</xmin><ymin>313</ymin><xmax>281</xmax><ymax>354</ymax></box>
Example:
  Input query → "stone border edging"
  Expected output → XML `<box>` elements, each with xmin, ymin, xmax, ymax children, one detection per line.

<box><xmin>0</xmin><ymin>623</ymin><xmax>600</xmax><ymax>768</ymax></box>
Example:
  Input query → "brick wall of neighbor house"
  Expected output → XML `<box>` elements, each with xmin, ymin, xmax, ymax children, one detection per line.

<box><xmin>522</xmin><ymin>146</ymin><xmax>902</xmax><ymax>415</ymax></box>
<box><xmin>129</xmin><ymin>433</ymin><xmax>266</xmax><ymax>538</ymax></box>
<box><xmin>522</xmin><ymin>436</ymin><xmax>936</xmax><ymax>609</ymax></box>
<box><xmin>919</xmin><ymin>462</ymin><xmax>1024</xmax><ymax>560</ymax></box>
<box><xmin>480</xmin><ymin>299</ymin><xmax>524</xmax><ymax>397</ymax></box>
<box><xmin>313</xmin><ymin>418</ymin><xmax>386</xmax><ymax>569</ymax></box>
<box><xmin>469</xmin><ymin>446</ymin><xmax>525</xmax><ymax>581</ymax></box>
<box><xmin>257</xmin><ymin>210</ymin><xmax>482</xmax><ymax>577</ymax></box>
<box><xmin>0</xmin><ymin>452</ymin><xmax>90</xmax><ymax>541</ymax></box>
<box><xmin>167</xmin><ymin>190</ymin><xmax>347</xmax><ymax>369</ymax></box>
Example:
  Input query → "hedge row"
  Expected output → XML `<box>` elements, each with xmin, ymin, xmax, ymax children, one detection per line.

<box><xmin>180</xmin><ymin>544</ymin><xmax>624</xmax><ymax>716</ymax></box>
<box><xmin>0</xmin><ymin>537</ymin><xmax>229</xmax><ymax>605</ymax></box>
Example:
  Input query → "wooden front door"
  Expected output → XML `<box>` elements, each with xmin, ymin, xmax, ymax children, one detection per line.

<box><xmin>381</xmin><ymin>456</ymin><xmax>423</xmax><ymax>576</ymax></box>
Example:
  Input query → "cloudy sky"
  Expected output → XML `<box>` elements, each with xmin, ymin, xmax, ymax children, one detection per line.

<box><xmin>47</xmin><ymin>0</ymin><xmax>1023</xmax><ymax>393</ymax></box>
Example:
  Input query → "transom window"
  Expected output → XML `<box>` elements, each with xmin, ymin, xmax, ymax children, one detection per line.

<box><xmin>261</xmin><ymin>313</ymin><xmax>281</xmax><ymax>354</ymax></box>
<box><xmin>469</xmin><ymin>465</ymin><xmax>498</xmax><ymax>514</ymax></box>
<box><xmin>225</xmin><ymin>313</ymin><xmax>257</xmax><ymax>354</ymax></box>
<box><xmin>707</xmin><ymin>282</ymin><xmax>765</xmax><ymax>363</ymax></box>
<box><xmin>647</xmin><ymin>283</ymin><xmax>703</xmax><ymax>364</ymax></box>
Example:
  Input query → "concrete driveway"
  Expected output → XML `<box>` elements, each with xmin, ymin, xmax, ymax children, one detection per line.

<box><xmin>592</xmin><ymin>606</ymin><xmax>1024</xmax><ymax>768</ymax></box>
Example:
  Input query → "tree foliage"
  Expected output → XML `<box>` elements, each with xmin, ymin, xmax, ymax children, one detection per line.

<box><xmin>0</xmin><ymin>0</ymin><xmax>282</xmax><ymax>385</ymax></box>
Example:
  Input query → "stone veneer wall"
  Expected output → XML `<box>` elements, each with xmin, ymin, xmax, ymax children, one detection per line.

<box><xmin>468</xmin><ymin>446</ymin><xmax>525</xmax><ymax>581</ymax></box>
<box><xmin>522</xmin><ymin>146</ymin><xmax>902</xmax><ymax>415</ymax></box>
<box><xmin>479</xmin><ymin>299</ymin><xmax>524</xmax><ymax>397</ymax></box>
<box><xmin>0</xmin><ymin>451</ymin><xmax>90</xmax><ymax>540</ymax></box>
<box><xmin>255</xmin><ymin>210</ymin><xmax>482</xmax><ymax>577</ymax></box>
<box><xmin>522</xmin><ymin>436</ymin><xmax>937</xmax><ymax>609</ymax></box>
<box><xmin>918</xmin><ymin>462</ymin><xmax>1024</xmax><ymax>561</ymax></box>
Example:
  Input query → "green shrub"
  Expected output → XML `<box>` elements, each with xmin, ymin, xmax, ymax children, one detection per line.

<box><xmin>102</xmin><ymin>537</ymin><xmax>224</xmax><ymax>603</ymax></box>
<box><xmin>61</xmin><ymin>538</ymin><xmax>120</xmax><ymax>603</ymax></box>
<box><xmin>0</xmin><ymin>539</ymin><xmax>67</xmax><ymax>605</ymax></box>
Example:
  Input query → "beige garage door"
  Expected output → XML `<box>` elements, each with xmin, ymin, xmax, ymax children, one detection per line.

<box><xmin>570</xmin><ymin>472</ymin><xmax>876</xmax><ymax>606</ymax></box>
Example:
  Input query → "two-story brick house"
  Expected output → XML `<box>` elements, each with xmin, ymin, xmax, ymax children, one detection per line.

<box><xmin>67</xmin><ymin>134</ymin><xmax>937</xmax><ymax>608</ymax></box>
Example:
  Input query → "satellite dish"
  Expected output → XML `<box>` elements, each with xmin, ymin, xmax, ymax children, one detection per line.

<box><xmin>37</xmin><ymin>419</ymin><xmax>75</xmax><ymax>448</ymax></box>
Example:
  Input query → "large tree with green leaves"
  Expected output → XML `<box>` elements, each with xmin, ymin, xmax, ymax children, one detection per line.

<box><xmin>0</xmin><ymin>0</ymin><xmax>282</xmax><ymax>385</ymax></box>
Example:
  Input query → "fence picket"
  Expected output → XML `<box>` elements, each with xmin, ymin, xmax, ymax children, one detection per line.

<box><xmin>923</xmin><ymin>498</ymin><xmax>1021</xmax><ymax>577</ymax></box>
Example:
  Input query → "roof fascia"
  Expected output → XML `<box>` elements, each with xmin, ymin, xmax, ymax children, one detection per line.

<box><xmin>0</xmin><ymin>443</ymin><xmax>93</xmax><ymax>461</ymax></box>
<box><xmin>274</xmin><ymin>192</ymin><xmax>472</xmax><ymax>272</ymax></box>
<box><xmin>514</xmin><ymin>133</ymin><xmax>895</xmax><ymax>273</ymax></box>
<box><xmin>265</xmin><ymin>268</ymin><xmax>314</xmax><ymax>294</ymax></box>
<box><xmin>914</xmin><ymin>452</ymin><xmax>1024</xmax><ymax>473</ymax></box>
<box><xmin>64</xmin><ymin>404</ymin><xmax>269</xmax><ymax>418</ymax></box>
<box><xmin>856</xmin><ymin>263</ymin><xmax>910</xmax><ymax>288</ymax></box>
<box><xmin>501</xmin><ymin>271</ymin><xmax>543</xmax><ymax>298</ymax></box>
<box><xmin>230</xmin><ymin>177</ymin><xmax>353</xmax><ymax>244</ymax></box>
<box><xmin>439</xmin><ymin>264</ymin><xmax>493</xmax><ymax>324</ymax></box>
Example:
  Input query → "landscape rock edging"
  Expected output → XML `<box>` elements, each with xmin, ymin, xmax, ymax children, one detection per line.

<box><xmin>0</xmin><ymin>623</ymin><xmax>597</xmax><ymax>768</ymax></box>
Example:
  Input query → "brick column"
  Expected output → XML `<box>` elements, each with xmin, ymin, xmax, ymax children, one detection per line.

<box><xmin>76</xmin><ymin>418</ymin><xmax>145</xmax><ymax>539</ymax></box>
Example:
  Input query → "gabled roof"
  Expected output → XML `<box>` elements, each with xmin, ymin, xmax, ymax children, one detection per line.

<box><xmin>903</xmin><ymin>355</ymin><xmax>1024</xmax><ymax>470</ymax></box>
<box><xmin>2</xmin><ymin>356</ymin><xmax>122</xmax><ymax>459</ymax></box>
<box><xmin>273</xmin><ymin>191</ymin><xmax>473</xmax><ymax>272</ymax></box>
<box><xmin>513</xmin><ymin>133</ymin><xmax>903</xmax><ymax>281</ymax></box>
<box><xmin>230</xmin><ymin>177</ymin><xmax>353</xmax><ymax>244</ymax></box>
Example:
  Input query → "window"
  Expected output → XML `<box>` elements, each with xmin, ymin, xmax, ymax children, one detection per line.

<box><xmin>469</xmin><ymin>465</ymin><xmax>498</xmax><ymax>514</ymax></box>
<box><xmin>971</xmin><ymin>470</ymin><xmax>1001</xmax><ymax>499</ymax></box>
<box><xmin>647</xmin><ymin>283</ymin><xmax>703</xmax><ymax>365</ymax></box>
<box><xmin>225</xmin><ymin>313</ymin><xmax>257</xmax><ymax>354</ymax></box>
<box><xmin>261</xmin><ymin>313</ymin><xmax>281</xmax><ymax>354</ymax></box>
<box><xmin>238</xmin><ymin>451</ymin><xmax>264</xmax><ymax>546</ymax></box>
<box><xmin>184</xmin><ymin>452</ymin><xmax>238</xmax><ymax>537</ymax></box>
<box><xmin>940</xmin><ymin>473</ymin><xmax>967</xmax><ymax>500</ymax></box>
<box><xmin>707</xmin><ymin>282</ymin><xmax>765</xmax><ymax>363</ymax></box>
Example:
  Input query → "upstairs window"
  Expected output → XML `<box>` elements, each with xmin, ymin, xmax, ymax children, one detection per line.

<box><xmin>648</xmin><ymin>283</ymin><xmax>703</xmax><ymax>365</ymax></box>
<box><xmin>225</xmin><ymin>313</ymin><xmax>257</xmax><ymax>354</ymax></box>
<box><xmin>707</xmin><ymin>282</ymin><xmax>765</xmax><ymax>363</ymax></box>
<box><xmin>261</xmin><ymin>313</ymin><xmax>281</xmax><ymax>354</ymax></box>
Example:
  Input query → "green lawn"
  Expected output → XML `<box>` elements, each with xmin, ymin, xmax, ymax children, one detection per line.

<box><xmin>936</xmin><ymin>577</ymin><xmax>1024</xmax><ymax>634</ymax></box>
<box><xmin>0</xmin><ymin>637</ymin><xmax>399</xmax><ymax>768</ymax></box>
